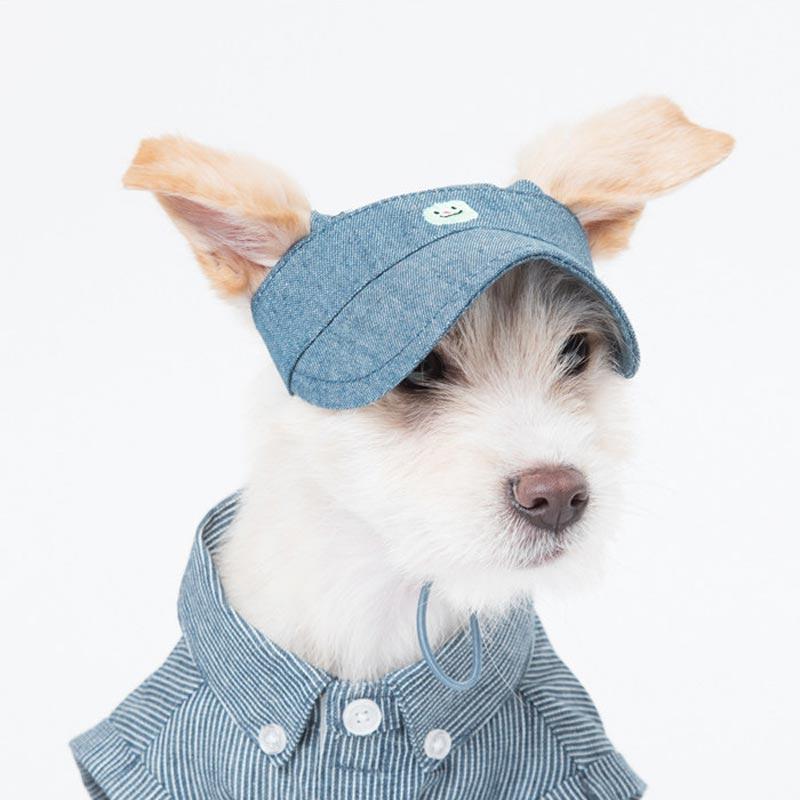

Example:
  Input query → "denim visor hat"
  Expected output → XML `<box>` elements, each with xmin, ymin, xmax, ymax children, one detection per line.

<box><xmin>251</xmin><ymin>180</ymin><xmax>639</xmax><ymax>409</ymax></box>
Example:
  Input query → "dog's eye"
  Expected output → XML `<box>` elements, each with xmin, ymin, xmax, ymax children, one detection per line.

<box><xmin>559</xmin><ymin>333</ymin><xmax>590</xmax><ymax>376</ymax></box>
<box><xmin>402</xmin><ymin>351</ymin><xmax>445</xmax><ymax>389</ymax></box>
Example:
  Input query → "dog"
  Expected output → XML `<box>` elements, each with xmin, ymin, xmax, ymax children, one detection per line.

<box><xmin>71</xmin><ymin>97</ymin><xmax>732</xmax><ymax>800</ymax></box>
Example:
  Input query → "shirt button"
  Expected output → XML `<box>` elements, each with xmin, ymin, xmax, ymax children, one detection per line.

<box><xmin>258</xmin><ymin>723</ymin><xmax>287</xmax><ymax>754</ymax></box>
<box><xmin>342</xmin><ymin>698</ymin><xmax>382</xmax><ymax>735</ymax></box>
<box><xmin>424</xmin><ymin>728</ymin><xmax>452</xmax><ymax>760</ymax></box>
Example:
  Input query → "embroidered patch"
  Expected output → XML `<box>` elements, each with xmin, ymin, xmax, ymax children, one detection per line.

<box><xmin>423</xmin><ymin>200</ymin><xmax>478</xmax><ymax>226</ymax></box>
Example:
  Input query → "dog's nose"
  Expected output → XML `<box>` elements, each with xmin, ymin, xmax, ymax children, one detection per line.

<box><xmin>510</xmin><ymin>467</ymin><xmax>589</xmax><ymax>531</ymax></box>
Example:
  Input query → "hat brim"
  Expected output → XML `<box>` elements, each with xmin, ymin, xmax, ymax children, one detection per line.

<box><xmin>289</xmin><ymin>228</ymin><xmax>639</xmax><ymax>409</ymax></box>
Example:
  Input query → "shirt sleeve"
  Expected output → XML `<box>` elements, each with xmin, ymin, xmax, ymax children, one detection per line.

<box><xmin>70</xmin><ymin>719</ymin><xmax>172</xmax><ymax>800</ymax></box>
<box><xmin>521</xmin><ymin>616</ymin><xmax>646</xmax><ymax>799</ymax></box>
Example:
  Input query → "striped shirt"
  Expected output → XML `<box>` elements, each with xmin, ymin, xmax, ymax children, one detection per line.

<box><xmin>71</xmin><ymin>495</ymin><xmax>645</xmax><ymax>799</ymax></box>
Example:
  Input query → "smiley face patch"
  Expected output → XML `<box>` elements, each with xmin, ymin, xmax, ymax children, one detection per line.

<box><xmin>423</xmin><ymin>200</ymin><xmax>479</xmax><ymax>226</ymax></box>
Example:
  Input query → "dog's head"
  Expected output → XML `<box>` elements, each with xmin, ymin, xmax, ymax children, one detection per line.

<box><xmin>125</xmin><ymin>97</ymin><xmax>732</xmax><ymax>613</ymax></box>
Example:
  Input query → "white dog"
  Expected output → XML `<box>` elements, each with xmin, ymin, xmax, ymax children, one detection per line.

<box><xmin>72</xmin><ymin>97</ymin><xmax>732</xmax><ymax>800</ymax></box>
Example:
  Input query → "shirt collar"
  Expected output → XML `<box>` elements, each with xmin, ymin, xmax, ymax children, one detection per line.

<box><xmin>178</xmin><ymin>495</ymin><xmax>535</xmax><ymax>770</ymax></box>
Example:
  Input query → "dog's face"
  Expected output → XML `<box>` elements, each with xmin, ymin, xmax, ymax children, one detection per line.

<box><xmin>124</xmin><ymin>97</ymin><xmax>732</xmax><ymax>613</ymax></box>
<box><xmin>297</xmin><ymin>262</ymin><xmax>628</xmax><ymax>608</ymax></box>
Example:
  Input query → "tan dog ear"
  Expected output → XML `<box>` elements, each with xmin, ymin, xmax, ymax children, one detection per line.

<box><xmin>516</xmin><ymin>97</ymin><xmax>734</xmax><ymax>258</ymax></box>
<box><xmin>123</xmin><ymin>137</ymin><xmax>311</xmax><ymax>295</ymax></box>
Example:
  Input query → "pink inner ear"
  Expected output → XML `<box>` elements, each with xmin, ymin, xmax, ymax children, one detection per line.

<box><xmin>163</xmin><ymin>195</ymin><xmax>293</xmax><ymax>266</ymax></box>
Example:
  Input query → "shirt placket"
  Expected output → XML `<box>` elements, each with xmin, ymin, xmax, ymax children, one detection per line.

<box><xmin>313</xmin><ymin>684</ymin><xmax>421</xmax><ymax>799</ymax></box>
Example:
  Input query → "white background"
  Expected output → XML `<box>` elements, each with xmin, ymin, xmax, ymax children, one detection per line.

<box><xmin>1</xmin><ymin>1</ymin><xmax>798</xmax><ymax>796</ymax></box>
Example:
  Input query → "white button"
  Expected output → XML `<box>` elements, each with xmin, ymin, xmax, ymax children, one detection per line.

<box><xmin>258</xmin><ymin>723</ymin><xmax>287</xmax><ymax>754</ymax></box>
<box><xmin>423</xmin><ymin>728</ymin><xmax>452</xmax><ymax>760</ymax></box>
<box><xmin>342</xmin><ymin>698</ymin><xmax>382</xmax><ymax>735</ymax></box>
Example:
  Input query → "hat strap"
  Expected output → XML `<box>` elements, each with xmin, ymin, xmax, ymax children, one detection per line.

<box><xmin>416</xmin><ymin>582</ymin><xmax>482</xmax><ymax>692</ymax></box>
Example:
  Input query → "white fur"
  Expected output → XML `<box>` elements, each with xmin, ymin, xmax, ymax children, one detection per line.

<box><xmin>216</xmin><ymin>262</ymin><xmax>631</xmax><ymax>680</ymax></box>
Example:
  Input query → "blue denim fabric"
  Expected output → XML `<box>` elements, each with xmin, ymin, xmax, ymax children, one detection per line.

<box><xmin>71</xmin><ymin>495</ymin><xmax>646</xmax><ymax>800</ymax></box>
<box><xmin>251</xmin><ymin>180</ymin><xmax>639</xmax><ymax>409</ymax></box>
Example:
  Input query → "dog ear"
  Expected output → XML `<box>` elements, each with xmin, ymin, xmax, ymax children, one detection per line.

<box><xmin>123</xmin><ymin>137</ymin><xmax>311</xmax><ymax>296</ymax></box>
<box><xmin>516</xmin><ymin>97</ymin><xmax>734</xmax><ymax>258</ymax></box>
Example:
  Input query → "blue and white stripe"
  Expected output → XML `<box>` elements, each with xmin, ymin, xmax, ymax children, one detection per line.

<box><xmin>71</xmin><ymin>494</ymin><xmax>645</xmax><ymax>799</ymax></box>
